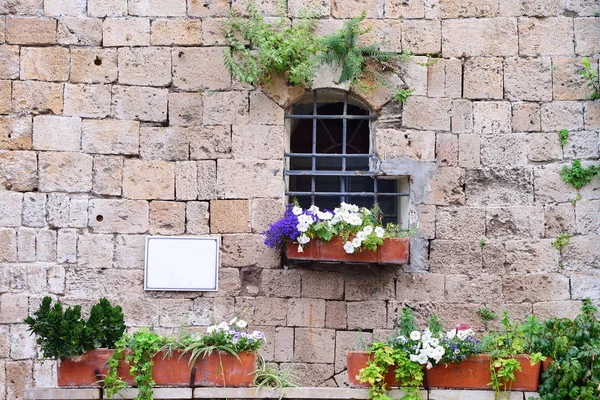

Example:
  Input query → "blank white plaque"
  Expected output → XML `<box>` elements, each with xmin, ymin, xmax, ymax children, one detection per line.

<box><xmin>145</xmin><ymin>236</ymin><xmax>219</xmax><ymax>291</ymax></box>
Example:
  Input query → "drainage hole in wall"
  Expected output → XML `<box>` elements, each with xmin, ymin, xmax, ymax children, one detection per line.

<box><xmin>94</xmin><ymin>56</ymin><xmax>102</xmax><ymax>66</ymax></box>
<box><xmin>96</xmin><ymin>215</ymin><xmax>104</xmax><ymax>222</ymax></box>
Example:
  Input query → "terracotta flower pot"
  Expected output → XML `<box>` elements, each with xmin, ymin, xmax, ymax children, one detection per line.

<box><xmin>425</xmin><ymin>354</ymin><xmax>541</xmax><ymax>391</ymax></box>
<box><xmin>193</xmin><ymin>351</ymin><xmax>257</xmax><ymax>387</ymax></box>
<box><xmin>541</xmin><ymin>357</ymin><xmax>552</xmax><ymax>372</ymax></box>
<box><xmin>57</xmin><ymin>349</ymin><xmax>115</xmax><ymax>387</ymax></box>
<box><xmin>151</xmin><ymin>351</ymin><xmax>193</xmax><ymax>386</ymax></box>
<box><xmin>287</xmin><ymin>237</ymin><xmax>409</xmax><ymax>264</ymax></box>
<box><xmin>346</xmin><ymin>351</ymin><xmax>403</xmax><ymax>388</ymax></box>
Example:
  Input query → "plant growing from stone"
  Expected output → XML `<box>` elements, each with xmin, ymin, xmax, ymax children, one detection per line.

<box><xmin>476</xmin><ymin>306</ymin><xmax>497</xmax><ymax>331</ymax></box>
<box><xmin>551</xmin><ymin>232</ymin><xmax>571</xmax><ymax>252</ymax></box>
<box><xmin>579</xmin><ymin>57</ymin><xmax>600</xmax><ymax>100</ymax></box>
<box><xmin>560</xmin><ymin>159</ymin><xmax>600</xmax><ymax>190</ymax></box>
<box><xmin>558</xmin><ymin>129</ymin><xmax>569</xmax><ymax>147</ymax></box>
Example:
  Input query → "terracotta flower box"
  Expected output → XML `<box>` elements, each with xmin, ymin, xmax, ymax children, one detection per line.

<box><xmin>287</xmin><ymin>237</ymin><xmax>409</xmax><ymax>264</ymax></box>
<box><xmin>193</xmin><ymin>351</ymin><xmax>257</xmax><ymax>387</ymax></box>
<box><xmin>58</xmin><ymin>349</ymin><xmax>257</xmax><ymax>388</ymax></box>
<box><xmin>425</xmin><ymin>354</ymin><xmax>541</xmax><ymax>391</ymax></box>
<box><xmin>347</xmin><ymin>351</ymin><xmax>403</xmax><ymax>387</ymax></box>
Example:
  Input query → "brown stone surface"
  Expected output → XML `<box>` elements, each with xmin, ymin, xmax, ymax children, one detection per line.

<box><xmin>149</xmin><ymin>201</ymin><xmax>185</xmax><ymax>235</ymax></box>
<box><xmin>122</xmin><ymin>159</ymin><xmax>175</xmax><ymax>200</ymax></box>
<box><xmin>38</xmin><ymin>152</ymin><xmax>92</xmax><ymax>193</ymax></box>
<box><xmin>210</xmin><ymin>199</ymin><xmax>250</xmax><ymax>233</ymax></box>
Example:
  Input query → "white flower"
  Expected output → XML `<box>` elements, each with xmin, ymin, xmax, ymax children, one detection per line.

<box><xmin>297</xmin><ymin>214</ymin><xmax>314</xmax><ymax>225</ymax></box>
<box><xmin>429</xmin><ymin>338</ymin><xmax>439</xmax><ymax>347</ymax></box>
<box><xmin>356</xmin><ymin>231</ymin><xmax>368</xmax><ymax>241</ymax></box>
<box><xmin>317</xmin><ymin>211</ymin><xmax>333</xmax><ymax>220</ymax></box>
<box><xmin>217</xmin><ymin>322</ymin><xmax>229</xmax><ymax>331</ymax></box>
<box><xmin>457</xmin><ymin>329</ymin><xmax>473</xmax><ymax>340</ymax></box>
<box><xmin>363</xmin><ymin>225</ymin><xmax>373</xmax><ymax>234</ymax></box>
<box><xmin>410</xmin><ymin>330</ymin><xmax>421</xmax><ymax>341</ymax></box>
<box><xmin>292</xmin><ymin>206</ymin><xmax>303</xmax><ymax>216</ymax></box>
<box><xmin>446</xmin><ymin>330</ymin><xmax>456</xmax><ymax>339</ymax></box>
<box><xmin>308</xmin><ymin>205</ymin><xmax>320</xmax><ymax>214</ymax></box>
<box><xmin>236</xmin><ymin>320</ymin><xmax>247</xmax><ymax>328</ymax></box>
<box><xmin>206</xmin><ymin>325</ymin><xmax>218</xmax><ymax>334</ymax></box>
<box><xmin>427</xmin><ymin>362</ymin><xmax>433</xmax><ymax>370</ymax></box>
<box><xmin>396</xmin><ymin>335</ymin><xmax>407</xmax><ymax>343</ymax></box>
<box><xmin>297</xmin><ymin>234</ymin><xmax>310</xmax><ymax>244</ymax></box>
<box><xmin>375</xmin><ymin>226</ymin><xmax>385</xmax><ymax>238</ymax></box>
<box><xmin>298</xmin><ymin>244</ymin><xmax>303</xmax><ymax>253</ymax></box>
<box><xmin>416</xmin><ymin>353</ymin><xmax>428</xmax><ymax>365</ymax></box>
<box><xmin>297</xmin><ymin>221</ymin><xmax>310</xmax><ymax>232</ymax></box>
<box><xmin>229</xmin><ymin>317</ymin><xmax>237</xmax><ymax>325</ymax></box>
<box><xmin>350</xmin><ymin>204</ymin><xmax>359</xmax><ymax>212</ymax></box>
<box><xmin>409</xmin><ymin>354</ymin><xmax>419</xmax><ymax>363</ymax></box>
<box><xmin>343</xmin><ymin>241</ymin><xmax>355</xmax><ymax>254</ymax></box>
<box><xmin>352</xmin><ymin>237</ymin><xmax>362</xmax><ymax>248</ymax></box>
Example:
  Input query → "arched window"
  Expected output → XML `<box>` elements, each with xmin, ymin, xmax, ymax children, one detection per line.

<box><xmin>284</xmin><ymin>89</ymin><xmax>409</xmax><ymax>226</ymax></box>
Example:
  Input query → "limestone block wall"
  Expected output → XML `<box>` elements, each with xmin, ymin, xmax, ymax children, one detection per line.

<box><xmin>0</xmin><ymin>0</ymin><xmax>599</xmax><ymax>398</ymax></box>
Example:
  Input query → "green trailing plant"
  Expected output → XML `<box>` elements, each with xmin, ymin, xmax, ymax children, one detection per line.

<box><xmin>558</xmin><ymin>129</ymin><xmax>569</xmax><ymax>147</ymax></box>
<box><xmin>319</xmin><ymin>12</ymin><xmax>411</xmax><ymax>93</ymax></box>
<box><xmin>395</xmin><ymin>306</ymin><xmax>416</xmax><ymax>336</ymax></box>
<box><xmin>222</xmin><ymin>1</ymin><xmax>321</xmax><ymax>86</ymax></box>
<box><xmin>552</xmin><ymin>232</ymin><xmax>571</xmax><ymax>251</ymax></box>
<box><xmin>476</xmin><ymin>306</ymin><xmax>497</xmax><ymax>330</ymax></box>
<box><xmin>561</xmin><ymin>159</ymin><xmax>600</xmax><ymax>190</ymax></box>
<box><xmin>479</xmin><ymin>238</ymin><xmax>486</xmax><ymax>249</ymax></box>
<box><xmin>24</xmin><ymin>296</ymin><xmax>125</xmax><ymax>361</ymax></box>
<box><xmin>393</xmin><ymin>88</ymin><xmax>415</xmax><ymax>104</ymax></box>
<box><xmin>253</xmin><ymin>355</ymin><xmax>298</xmax><ymax>400</ymax></box>
<box><xmin>579</xmin><ymin>57</ymin><xmax>600</xmax><ymax>100</ymax></box>
<box><xmin>536</xmin><ymin>299</ymin><xmax>600</xmax><ymax>400</ymax></box>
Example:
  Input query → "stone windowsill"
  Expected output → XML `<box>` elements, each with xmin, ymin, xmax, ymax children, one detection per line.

<box><xmin>24</xmin><ymin>387</ymin><xmax>540</xmax><ymax>400</ymax></box>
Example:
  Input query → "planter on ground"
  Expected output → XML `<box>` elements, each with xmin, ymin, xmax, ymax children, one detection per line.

<box><xmin>425</xmin><ymin>354</ymin><xmax>541</xmax><ymax>391</ymax></box>
<box><xmin>346</xmin><ymin>351</ymin><xmax>402</xmax><ymax>388</ymax></box>
<box><xmin>287</xmin><ymin>237</ymin><xmax>409</xmax><ymax>264</ymax></box>
<box><xmin>193</xmin><ymin>351</ymin><xmax>257</xmax><ymax>387</ymax></box>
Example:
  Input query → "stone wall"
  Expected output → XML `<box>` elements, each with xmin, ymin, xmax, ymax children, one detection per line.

<box><xmin>0</xmin><ymin>0</ymin><xmax>599</xmax><ymax>398</ymax></box>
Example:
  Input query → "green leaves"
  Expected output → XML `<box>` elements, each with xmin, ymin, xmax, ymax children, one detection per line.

<box><xmin>24</xmin><ymin>297</ymin><xmax>125</xmax><ymax>361</ymax></box>
<box><xmin>560</xmin><ymin>159</ymin><xmax>600</xmax><ymax>190</ymax></box>
<box><xmin>579</xmin><ymin>57</ymin><xmax>600</xmax><ymax>100</ymax></box>
<box><xmin>558</xmin><ymin>129</ymin><xmax>569</xmax><ymax>147</ymax></box>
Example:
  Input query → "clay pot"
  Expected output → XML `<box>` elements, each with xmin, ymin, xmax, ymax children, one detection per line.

<box><xmin>57</xmin><ymin>349</ymin><xmax>115</xmax><ymax>387</ymax></box>
<box><xmin>193</xmin><ymin>351</ymin><xmax>257</xmax><ymax>387</ymax></box>
<box><xmin>151</xmin><ymin>351</ymin><xmax>194</xmax><ymax>386</ymax></box>
<box><xmin>425</xmin><ymin>354</ymin><xmax>541</xmax><ymax>391</ymax></box>
<box><xmin>346</xmin><ymin>351</ymin><xmax>403</xmax><ymax>388</ymax></box>
<box><xmin>541</xmin><ymin>357</ymin><xmax>552</xmax><ymax>373</ymax></box>
<box><xmin>287</xmin><ymin>237</ymin><xmax>409</xmax><ymax>264</ymax></box>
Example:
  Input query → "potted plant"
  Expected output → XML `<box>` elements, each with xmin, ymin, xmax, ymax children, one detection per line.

<box><xmin>24</xmin><ymin>296</ymin><xmax>126</xmax><ymax>387</ymax></box>
<box><xmin>104</xmin><ymin>317</ymin><xmax>266</xmax><ymax>400</ymax></box>
<box><xmin>264</xmin><ymin>203</ymin><xmax>413</xmax><ymax>264</ymax></box>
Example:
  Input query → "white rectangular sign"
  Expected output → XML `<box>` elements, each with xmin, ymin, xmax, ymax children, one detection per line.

<box><xmin>145</xmin><ymin>236</ymin><xmax>219</xmax><ymax>291</ymax></box>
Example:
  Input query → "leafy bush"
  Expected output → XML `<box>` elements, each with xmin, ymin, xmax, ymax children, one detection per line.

<box><xmin>24</xmin><ymin>296</ymin><xmax>125</xmax><ymax>361</ymax></box>
<box><xmin>560</xmin><ymin>159</ymin><xmax>599</xmax><ymax>190</ymax></box>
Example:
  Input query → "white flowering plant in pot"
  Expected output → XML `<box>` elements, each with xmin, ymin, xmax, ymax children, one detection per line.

<box><xmin>263</xmin><ymin>201</ymin><xmax>414</xmax><ymax>254</ymax></box>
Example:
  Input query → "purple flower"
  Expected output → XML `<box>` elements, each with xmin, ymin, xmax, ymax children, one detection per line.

<box><xmin>263</xmin><ymin>205</ymin><xmax>301</xmax><ymax>250</ymax></box>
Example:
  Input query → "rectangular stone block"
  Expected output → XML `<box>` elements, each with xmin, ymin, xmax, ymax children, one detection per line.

<box><xmin>442</xmin><ymin>18</ymin><xmax>518</xmax><ymax>57</ymax></box>
<box><xmin>149</xmin><ymin>201</ymin><xmax>185</xmax><ymax>235</ymax></box>
<box><xmin>129</xmin><ymin>0</ymin><xmax>186</xmax><ymax>15</ymax></box>
<box><xmin>36</xmin><ymin>228</ymin><xmax>57</xmax><ymax>262</ymax></box>
<box><xmin>168</xmin><ymin>92</ymin><xmax>203</xmax><ymax>126</ymax></box>
<box><xmin>402</xmin><ymin>96</ymin><xmax>451</xmax><ymax>131</ymax></box>
<box><xmin>325</xmin><ymin>301</ymin><xmax>347</xmax><ymax>329</ymax></box>
<box><xmin>563</xmin><ymin>130</ymin><xmax>600</xmax><ymax>160</ymax></box>
<box><xmin>458</xmin><ymin>134</ymin><xmax>480</xmax><ymax>168</ymax></box>
<box><xmin>0</xmin><ymin>45</ymin><xmax>20</xmax><ymax>79</ymax></box>
<box><xmin>424</xmin><ymin>166</ymin><xmax>466</xmax><ymax>206</ymax></box>
<box><xmin>563</xmin><ymin>235</ymin><xmax>600</xmax><ymax>270</ymax></box>
<box><xmin>0</xmin><ymin>150</ymin><xmax>38</xmax><ymax>191</ymax></box>
<box><xmin>481</xmin><ymin>133</ymin><xmax>528</xmax><ymax>167</ymax></box>
<box><xmin>294</xmin><ymin>327</ymin><xmax>335</xmax><ymax>363</ymax></box>
<box><xmin>172</xmin><ymin>47</ymin><xmax>231</xmax><ymax>91</ymax></box>
<box><xmin>512</xmin><ymin>102</ymin><xmax>541</xmax><ymax>132</ymax></box>
<box><xmin>17</xmin><ymin>227</ymin><xmax>36</xmax><ymax>262</ymax></box>
<box><xmin>519</xmin><ymin>17</ymin><xmax>575</xmax><ymax>56</ymax></box>
<box><xmin>463</xmin><ymin>57</ymin><xmax>503</xmax><ymax>100</ymax></box>
<box><xmin>545</xmin><ymin>203</ymin><xmax>576</xmax><ymax>237</ymax></box>
<box><xmin>260</xmin><ymin>269</ymin><xmax>301</xmax><ymax>298</ymax></box>
<box><xmin>576</xmin><ymin>199</ymin><xmax>600</xmax><ymax>235</ymax></box>
<box><xmin>39</xmin><ymin>152</ymin><xmax>92</xmax><ymax>193</ymax></box>
<box><xmin>217</xmin><ymin>160</ymin><xmax>283</xmax><ymax>199</ymax></box>
<box><xmin>12</xmin><ymin>81</ymin><xmax>63</xmax><ymax>114</ymax></box>
<box><xmin>541</xmin><ymin>101</ymin><xmax>584</xmax><ymax>131</ymax></box>
<box><xmin>430</xmin><ymin>240</ymin><xmax>482</xmax><ymax>274</ymax></box>
<box><xmin>33</xmin><ymin>116</ymin><xmax>81</xmax><ymax>151</ymax></box>
<box><xmin>20</xmin><ymin>46</ymin><xmax>69</xmax><ymax>81</ymax></box>
<box><xmin>122</xmin><ymin>159</ymin><xmax>174</xmax><ymax>200</ymax></box>
<box><xmin>151</xmin><ymin>19</ymin><xmax>202</xmax><ymax>46</ymax></box>
<box><xmin>201</xmin><ymin>17</ymin><xmax>227</xmax><ymax>46</ymax></box>
<box><xmin>82</xmin><ymin>119</ymin><xmax>139</xmax><ymax>155</ymax></box>
<box><xmin>69</xmin><ymin>196</ymin><xmax>88</xmax><ymax>228</ymax></box>
<box><xmin>347</xmin><ymin>301</ymin><xmax>387</xmax><ymax>330</ymax></box>
<box><xmin>436</xmin><ymin>207</ymin><xmax>485</xmax><ymax>240</ymax></box>
<box><xmin>118</xmin><ymin>47</ymin><xmax>172</xmax><ymax>87</ymax></box>
<box><xmin>175</xmin><ymin>161</ymin><xmax>198</xmax><ymax>200</ymax></box>
<box><xmin>210</xmin><ymin>199</ymin><xmax>250</xmax><ymax>233</ymax></box>
<box><xmin>0</xmin><ymin>228</ymin><xmax>17</xmax><ymax>262</ymax></box>
<box><xmin>253</xmin><ymin>297</ymin><xmax>288</xmax><ymax>325</ymax></box>
<box><xmin>197</xmin><ymin>160</ymin><xmax>217</xmax><ymax>200</ymax></box>
<box><xmin>377</xmin><ymin>128</ymin><xmax>436</xmax><ymax>161</ymax></box>
<box><xmin>287</xmin><ymin>298</ymin><xmax>326</xmax><ymax>328</ymax></box>
<box><xmin>57</xmin><ymin>16</ymin><xmax>103</xmax><ymax>46</ymax></box>
<box><xmin>203</xmin><ymin>91</ymin><xmax>249</xmax><ymax>125</ymax></box>
<box><xmin>88</xmin><ymin>0</ymin><xmax>127</xmax><ymax>16</ymax></box>
<box><xmin>232</xmin><ymin>125</ymin><xmax>282</xmax><ymax>160</ymax></box>
<box><xmin>440</xmin><ymin>0</ymin><xmax>499</xmax><ymax>17</ymax></box>
<box><xmin>114</xmin><ymin>234</ymin><xmax>146</xmax><ymax>269</ymax></box>
<box><xmin>331</xmin><ymin>0</ymin><xmax>383</xmax><ymax>18</ymax></box>
<box><xmin>466</xmin><ymin>167</ymin><xmax>533</xmax><ymax>206</ymax></box>
<box><xmin>301</xmin><ymin>270</ymin><xmax>344</xmax><ymax>300</ymax></box>
<box><xmin>22</xmin><ymin>193</ymin><xmax>46</xmax><ymax>228</ymax></box>
<box><xmin>533</xmin><ymin>164</ymin><xmax>582</xmax><ymax>204</ymax></box>
<box><xmin>111</xmin><ymin>85</ymin><xmax>168</xmax><ymax>123</ymax></box>
<box><xmin>44</xmin><ymin>0</ymin><xmax>86</xmax><ymax>16</ymax></box>
<box><xmin>77</xmin><ymin>233</ymin><xmax>114</xmax><ymax>268</ymax></box>
<box><xmin>487</xmin><ymin>206</ymin><xmax>545</xmax><ymax>240</ymax></box>
<box><xmin>402</xmin><ymin>20</ymin><xmax>441</xmax><ymax>55</ymax></box>
<box><xmin>504</xmin><ymin>57</ymin><xmax>552</xmax><ymax>101</ymax></box>
<box><xmin>575</xmin><ymin>17</ymin><xmax>600</xmax><ymax>56</ymax></box>
<box><xmin>503</xmin><ymin>274</ymin><xmax>570</xmax><ymax>302</ymax></box>
<box><xmin>186</xmin><ymin>201</ymin><xmax>209</xmax><ymax>234</ymax></box>
<box><xmin>571</xmin><ymin>271</ymin><xmax>600</xmax><ymax>299</ymax></box>
<box><xmin>190</xmin><ymin>125</ymin><xmax>232</xmax><ymax>160</ymax></box>
<box><xmin>221</xmin><ymin>233</ymin><xmax>279</xmax><ymax>268</ymax></box>
<box><xmin>63</xmin><ymin>83</ymin><xmax>111</xmax><ymax>118</ymax></box>
<box><xmin>140</xmin><ymin>127</ymin><xmax>190</xmax><ymax>161</ymax></box>
<box><xmin>553</xmin><ymin>57</ymin><xmax>595</xmax><ymax>100</ymax></box>
<box><xmin>0</xmin><ymin>79</ymin><xmax>10</xmax><ymax>113</ymax></box>
<box><xmin>473</xmin><ymin>101</ymin><xmax>512</xmax><ymax>134</ymax></box>
<box><xmin>251</xmin><ymin>197</ymin><xmax>283</xmax><ymax>234</ymax></box>
<box><xmin>0</xmin><ymin>191</ymin><xmax>23</xmax><ymax>227</ymax></box>
<box><xmin>103</xmin><ymin>17</ymin><xmax>150</xmax><ymax>46</ymax></box>
<box><xmin>46</xmin><ymin>192</ymin><xmax>69</xmax><ymax>228</ymax></box>
<box><xmin>505</xmin><ymin>239</ymin><xmax>559</xmax><ymax>274</ymax></box>
<box><xmin>93</xmin><ymin>155</ymin><xmax>123</xmax><ymax>196</ymax></box>
<box><xmin>446</xmin><ymin>274</ymin><xmax>503</xmax><ymax>303</ymax></box>
<box><xmin>397</xmin><ymin>273</ymin><xmax>444</xmax><ymax>302</ymax></box>
<box><xmin>6</xmin><ymin>16</ymin><xmax>56</xmax><ymax>45</ymax></box>
<box><xmin>70</xmin><ymin>48</ymin><xmax>118</xmax><ymax>83</ymax></box>
<box><xmin>57</xmin><ymin>228</ymin><xmax>77</xmax><ymax>263</ymax></box>
<box><xmin>452</xmin><ymin>100</ymin><xmax>473</xmax><ymax>133</ymax></box>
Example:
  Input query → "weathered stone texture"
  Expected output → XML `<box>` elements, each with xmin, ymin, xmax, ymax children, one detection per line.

<box><xmin>504</xmin><ymin>57</ymin><xmax>552</xmax><ymax>101</ymax></box>
<box><xmin>89</xmin><ymin>199</ymin><xmax>149</xmax><ymax>234</ymax></box>
<box><xmin>503</xmin><ymin>274</ymin><xmax>570</xmax><ymax>303</ymax></box>
<box><xmin>512</xmin><ymin>103</ymin><xmax>540</xmax><ymax>132</ymax></box>
<box><xmin>397</xmin><ymin>273</ymin><xmax>444</xmax><ymax>302</ymax></box>
<box><xmin>481</xmin><ymin>134</ymin><xmax>528</xmax><ymax>167</ymax></box>
<box><xmin>6</xmin><ymin>16</ymin><xmax>56</xmax><ymax>45</ymax></box>
<box><xmin>70</xmin><ymin>48</ymin><xmax>118</xmax><ymax>84</ymax></box>
<box><xmin>129</xmin><ymin>0</ymin><xmax>186</xmax><ymax>16</ymax></box>
<box><xmin>169</xmin><ymin>93</ymin><xmax>203</xmax><ymax>126</ymax></box>
<box><xmin>347</xmin><ymin>301</ymin><xmax>387</xmax><ymax>329</ymax></box>
<box><xmin>111</xmin><ymin>85</ymin><xmax>168</xmax><ymax>123</ymax></box>
<box><xmin>12</xmin><ymin>81</ymin><xmax>63</xmax><ymax>114</ymax></box>
<box><xmin>221</xmin><ymin>234</ymin><xmax>279</xmax><ymax>268</ymax></box>
<box><xmin>57</xmin><ymin>17</ymin><xmax>103</xmax><ymax>46</ymax></box>
<box><xmin>232</xmin><ymin>125</ymin><xmax>282</xmax><ymax>160</ymax></box>
<box><xmin>217</xmin><ymin>160</ymin><xmax>283</xmax><ymax>199</ymax></box>
<box><xmin>505</xmin><ymin>240</ymin><xmax>559</xmax><ymax>274</ymax></box>
<box><xmin>20</xmin><ymin>47</ymin><xmax>69</xmax><ymax>81</ymax></box>
<box><xmin>571</xmin><ymin>272</ymin><xmax>600</xmax><ymax>300</ymax></box>
<box><xmin>429</xmin><ymin>240</ymin><xmax>482</xmax><ymax>274</ymax></box>
<box><xmin>82</xmin><ymin>120</ymin><xmax>139</xmax><ymax>155</ymax></box>
<box><xmin>463</xmin><ymin>58</ymin><xmax>503</xmax><ymax>100</ymax></box>
<box><xmin>563</xmin><ymin>131</ymin><xmax>599</xmax><ymax>160</ymax></box>
<box><xmin>123</xmin><ymin>159</ymin><xmax>174</xmax><ymax>200</ymax></box>
<box><xmin>173</xmin><ymin>47</ymin><xmax>231</xmax><ymax>91</ymax></box>
<box><xmin>436</xmin><ymin>207</ymin><xmax>485</xmax><ymax>240</ymax></box>
<box><xmin>190</xmin><ymin>125</ymin><xmax>231</xmax><ymax>160</ymax></box>
<box><xmin>119</xmin><ymin>47</ymin><xmax>172</xmax><ymax>87</ymax></box>
<box><xmin>33</xmin><ymin>116</ymin><xmax>81</xmax><ymax>152</ymax></box>
<box><xmin>0</xmin><ymin>45</ymin><xmax>20</xmax><ymax>79</ymax></box>
<box><xmin>425</xmin><ymin>167</ymin><xmax>465</xmax><ymax>206</ymax></box>
<box><xmin>377</xmin><ymin>129</ymin><xmax>436</xmax><ymax>161</ymax></box>
<box><xmin>553</xmin><ymin>58</ymin><xmax>596</xmax><ymax>100</ymax></box>
<box><xmin>149</xmin><ymin>201</ymin><xmax>185</xmax><ymax>235</ymax></box>
<box><xmin>140</xmin><ymin>127</ymin><xmax>190</xmax><ymax>161</ymax></box>
<box><xmin>402</xmin><ymin>96</ymin><xmax>451</xmax><ymax>131</ymax></box>
<box><xmin>466</xmin><ymin>168</ymin><xmax>533</xmax><ymax>206</ymax></box>
<box><xmin>92</xmin><ymin>155</ymin><xmax>123</xmax><ymax>195</ymax></box>
<box><xmin>151</xmin><ymin>19</ymin><xmax>202</xmax><ymax>46</ymax></box>
<box><xmin>103</xmin><ymin>18</ymin><xmax>150</xmax><ymax>46</ymax></box>
<box><xmin>562</xmin><ymin>236</ymin><xmax>600</xmax><ymax>270</ymax></box>
<box><xmin>38</xmin><ymin>152</ymin><xmax>93</xmax><ymax>193</ymax></box>
<box><xmin>210</xmin><ymin>200</ymin><xmax>250</xmax><ymax>233</ymax></box>
<box><xmin>203</xmin><ymin>91</ymin><xmax>249</xmax><ymax>125</ymax></box>
<box><xmin>446</xmin><ymin>275</ymin><xmax>503</xmax><ymax>303</ymax></box>
<box><xmin>0</xmin><ymin>150</ymin><xmax>38</xmax><ymax>191</ymax></box>
<box><xmin>186</xmin><ymin>201</ymin><xmax>210</xmax><ymax>234</ymax></box>
<box><xmin>287</xmin><ymin>298</ymin><xmax>326</xmax><ymax>328</ymax></box>
<box><xmin>576</xmin><ymin>200</ymin><xmax>600</xmax><ymax>235</ymax></box>
<box><xmin>519</xmin><ymin>18</ymin><xmax>574</xmax><ymax>56</ymax></box>
<box><xmin>63</xmin><ymin>84</ymin><xmax>111</xmax><ymax>118</ymax></box>
<box><xmin>402</xmin><ymin>20</ymin><xmax>441</xmax><ymax>55</ymax></box>
<box><xmin>473</xmin><ymin>101</ymin><xmax>511</xmax><ymax>134</ymax></box>
<box><xmin>442</xmin><ymin>18</ymin><xmax>518</xmax><ymax>57</ymax></box>
<box><xmin>528</xmin><ymin>132</ymin><xmax>561</xmax><ymax>162</ymax></box>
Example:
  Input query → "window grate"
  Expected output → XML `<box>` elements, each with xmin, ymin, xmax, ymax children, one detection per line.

<box><xmin>285</xmin><ymin>89</ymin><xmax>410</xmax><ymax>212</ymax></box>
